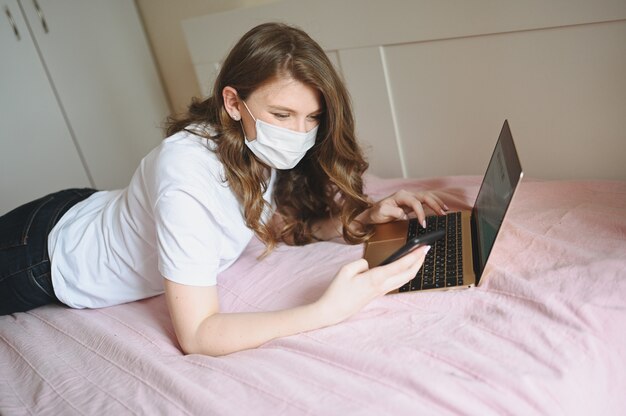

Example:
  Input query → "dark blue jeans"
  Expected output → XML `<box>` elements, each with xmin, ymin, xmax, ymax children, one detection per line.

<box><xmin>0</xmin><ymin>188</ymin><xmax>97</xmax><ymax>315</ymax></box>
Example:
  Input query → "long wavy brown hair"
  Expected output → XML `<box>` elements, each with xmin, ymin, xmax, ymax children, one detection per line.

<box><xmin>166</xmin><ymin>22</ymin><xmax>373</xmax><ymax>253</ymax></box>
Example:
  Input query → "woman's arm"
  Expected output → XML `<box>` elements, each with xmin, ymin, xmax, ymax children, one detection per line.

<box><xmin>164</xmin><ymin>245</ymin><xmax>429</xmax><ymax>356</ymax></box>
<box><xmin>164</xmin><ymin>280</ymin><xmax>331</xmax><ymax>356</ymax></box>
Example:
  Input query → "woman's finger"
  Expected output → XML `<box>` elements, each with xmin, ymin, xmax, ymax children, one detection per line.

<box><xmin>390</xmin><ymin>190</ymin><xmax>435</xmax><ymax>227</ymax></box>
<box><xmin>371</xmin><ymin>190</ymin><xmax>451</xmax><ymax>227</ymax></box>
<box><xmin>431</xmin><ymin>193</ymin><xmax>449</xmax><ymax>211</ymax></box>
<box><xmin>340</xmin><ymin>258</ymin><xmax>370</xmax><ymax>277</ymax></box>
<box><xmin>369</xmin><ymin>203</ymin><xmax>407</xmax><ymax>222</ymax></box>
<box><xmin>372</xmin><ymin>245</ymin><xmax>428</xmax><ymax>279</ymax></box>
<box><xmin>408</xmin><ymin>199</ymin><xmax>426</xmax><ymax>228</ymax></box>
<box><xmin>422</xmin><ymin>193</ymin><xmax>446</xmax><ymax>216</ymax></box>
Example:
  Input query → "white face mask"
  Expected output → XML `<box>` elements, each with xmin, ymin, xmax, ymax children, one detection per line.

<box><xmin>241</xmin><ymin>101</ymin><xmax>318</xmax><ymax>170</ymax></box>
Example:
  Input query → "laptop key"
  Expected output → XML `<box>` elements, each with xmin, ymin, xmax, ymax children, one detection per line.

<box><xmin>410</xmin><ymin>275</ymin><xmax>422</xmax><ymax>291</ymax></box>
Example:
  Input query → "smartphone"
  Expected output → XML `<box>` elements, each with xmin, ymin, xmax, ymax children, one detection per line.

<box><xmin>378</xmin><ymin>228</ymin><xmax>446</xmax><ymax>266</ymax></box>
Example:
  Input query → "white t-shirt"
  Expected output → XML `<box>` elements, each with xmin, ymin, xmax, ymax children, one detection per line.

<box><xmin>48</xmin><ymin>127</ymin><xmax>276</xmax><ymax>309</ymax></box>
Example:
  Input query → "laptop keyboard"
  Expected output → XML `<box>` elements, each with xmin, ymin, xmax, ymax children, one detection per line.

<box><xmin>399</xmin><ymin>212</ymin><xmax>464</xmax><ymax>292</ymax></box>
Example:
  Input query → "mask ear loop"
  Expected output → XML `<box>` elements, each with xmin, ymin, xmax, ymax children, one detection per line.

<box><xmin>240</xmin><ymin>120</ymin><xmax>249</xmax><ymax>141</ymax></box>
<box><xmin>228</xmin><ymin>112</ymin><xmax>247</xmax><ymax>140</ymax></box>
<box><xmin>239</xmin><ymin>100</ymin><xmax>257</xmax><ymax>141</ymax></box>
<box><xmin>241</xmin><ymin>100</ymin><xmax>257</xmax><ymax>122</ymax></box>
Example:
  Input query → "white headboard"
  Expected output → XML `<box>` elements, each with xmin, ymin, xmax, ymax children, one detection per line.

<box><xmin>183</xmin><ymin>0</ymin><xmax>626</xmax><ymax>180</ymax></box>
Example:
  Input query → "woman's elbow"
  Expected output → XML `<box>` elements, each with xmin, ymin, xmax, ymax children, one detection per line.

<box><xmin>177</xmin><ymin>332</ymin><xmax>230</xmax><ymax>357</ymax></box>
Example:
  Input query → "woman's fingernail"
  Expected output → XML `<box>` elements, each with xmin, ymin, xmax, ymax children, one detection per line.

<box><xmin>422</xmin><ymin>220</ymin><xmax>427</xmax><ymax>228</ymax></box>
<box><xmin>424</xmin><ymin>245</ymin><xmax>431</xmax><ymax>254</ymax></box>
<box><xmin>444</xmin><ymin>204</ymin><xmax>450</xmax><ymax>210</ymax></box>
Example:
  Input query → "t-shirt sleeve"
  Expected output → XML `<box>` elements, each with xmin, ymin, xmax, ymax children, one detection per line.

<box><xmin>154</xmin><ymin>188</ymin><xmax>221</xmax><ymax>286</ymax></box>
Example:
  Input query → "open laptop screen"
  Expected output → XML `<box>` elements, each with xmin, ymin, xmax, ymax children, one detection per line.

<box><xmin>473</xmin><ymin>120</ymin><xmax>523</xmax><ymax>274</ymax></box>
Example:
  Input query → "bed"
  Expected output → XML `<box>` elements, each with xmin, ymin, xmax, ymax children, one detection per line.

<box><xmin>1</xmin><ymin>175</ymin><xmax>625</xmax><ymax>415</ymax></box>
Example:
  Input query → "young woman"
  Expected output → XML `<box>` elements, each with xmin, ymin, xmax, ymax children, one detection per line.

<box><xmin>0</xmin><ymin>23</ymin><xmax>446</xmax><ymax>356</ymax></box>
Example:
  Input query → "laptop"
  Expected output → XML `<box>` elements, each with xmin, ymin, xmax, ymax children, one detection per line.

<box><xmin>363</xmin><ymin>120</ymin><xmax>523</xmax><ymax>293</ymax></box>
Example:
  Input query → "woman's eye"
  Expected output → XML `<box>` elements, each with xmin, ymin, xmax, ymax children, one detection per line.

<box><xmin>272</xmin><ymin>113</ymin><xmax>289</xmax><ymax>119</ymax></box>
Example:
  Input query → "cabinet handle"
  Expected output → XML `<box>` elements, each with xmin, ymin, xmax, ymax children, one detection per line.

<box><xmin>32</xmin><ymin>0</ymin><xmax>48</xmax><ymax>33</ymax></box>
<box><xmin>4</xmin><ymin>6</ymin><xmax>20</xmax><ymax>40</ymax></box>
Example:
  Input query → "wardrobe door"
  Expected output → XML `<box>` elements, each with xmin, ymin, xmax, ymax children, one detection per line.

<box><xmin>0</xmin><ymin>0</ymin><xmax>90</xmax><ymax>215</ymax></box>
<box><xmin>20</xmin><ymin>0</ymin><xmax>169</xmax><ymax>190</ymax></box>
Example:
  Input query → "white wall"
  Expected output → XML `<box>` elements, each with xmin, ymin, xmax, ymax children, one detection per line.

<box><xmin>135</xmin><ymin>0</ymin><xmax>279</xmax><ymax>114</ymax></box>
<box><xmin>182</xmin><ymin>0</ymin><xmax>626</xmax><ymax>180</ymax></box>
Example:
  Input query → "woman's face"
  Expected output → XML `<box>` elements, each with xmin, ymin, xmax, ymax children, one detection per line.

<box><xmin>239</xmin><ymin>77</ymin><xmax>323</xmax><ymax>141</ymax></box>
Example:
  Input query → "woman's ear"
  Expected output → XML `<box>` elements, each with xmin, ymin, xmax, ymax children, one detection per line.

<box><xmin>222</xmin><ymin>86</ymin><xmax>241</xmax><ymax>121</ymax></box>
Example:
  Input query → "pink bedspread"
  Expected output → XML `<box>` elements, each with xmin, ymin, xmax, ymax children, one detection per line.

<box><xmin>1</xmin><ymin>176</ymin><xmax>625</xmax><ymax>415</ymax></box>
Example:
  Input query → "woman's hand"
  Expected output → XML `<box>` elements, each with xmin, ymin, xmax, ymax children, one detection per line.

<box><xmin>357</xmin><ymin>189</ymin><xmax>449</xmax><ymax>229</ymax></box>
<box><xmin>315</xmin><ymin>245</ymin><xmax>430</xmax><ymax>325</ymax></box>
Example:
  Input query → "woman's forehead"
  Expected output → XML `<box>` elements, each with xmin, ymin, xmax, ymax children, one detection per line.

<box><xmin>250</xmin><ymin>77</ymin><xmax>322</xmax><ymax>112</ymax></box>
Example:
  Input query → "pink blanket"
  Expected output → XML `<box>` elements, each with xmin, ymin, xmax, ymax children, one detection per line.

<box><xmin>2</xmin><ymin>176</ymin><xmax>625</xmax><ymax>415</ymax></box>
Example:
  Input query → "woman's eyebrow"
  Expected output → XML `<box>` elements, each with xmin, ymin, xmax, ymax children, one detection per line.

<box><xmin>267</xmin><ymin>105</ymin><xmax>293</xmax><ymax>112</ymax></box>
<box><xmin>268</xmin><ymin>105</ymin><xmax>322</xmax><ymax>115</ymax></box>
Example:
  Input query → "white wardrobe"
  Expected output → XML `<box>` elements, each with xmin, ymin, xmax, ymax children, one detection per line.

<box><xmin>1</xmin><ymin>0</ymin><xmax>169</xmax><ymax>215</ymax></box>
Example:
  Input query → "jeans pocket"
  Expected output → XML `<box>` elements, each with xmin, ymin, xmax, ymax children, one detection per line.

<box><xmin>0</xmin><ymin>261</ymin><xmax>56</xmax><ymax>315</ymax></box>
<box><xmin>0</xmin><ymin>195</ymin><xmax>53</xmax><ymax>250</ymax></box>
<box><xmin>29</xmin><ymin>264</ymin><xmax>56</xmax><ymax>299</ymax></box>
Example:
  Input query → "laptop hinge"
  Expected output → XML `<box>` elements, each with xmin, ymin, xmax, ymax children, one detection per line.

<box><xmin>470</xmin><ymin>210</ymin><xmax>482</xmax><ymax>284</ymax></box>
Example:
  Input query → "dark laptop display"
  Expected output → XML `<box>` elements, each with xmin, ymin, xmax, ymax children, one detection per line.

<box><xmin>473</xmin><ymin>120</ymin><xmax>523</xmax><ymax>277</ymax></box>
